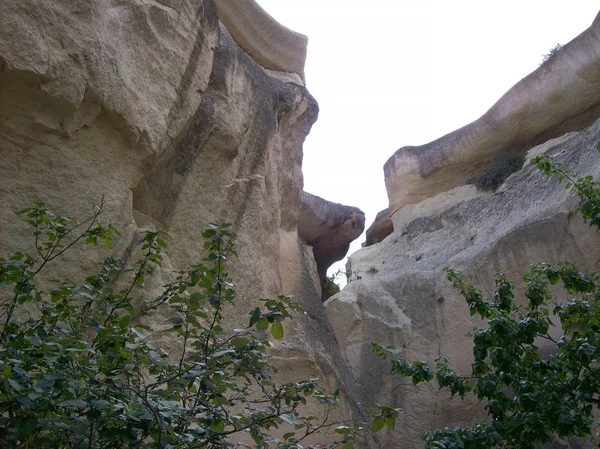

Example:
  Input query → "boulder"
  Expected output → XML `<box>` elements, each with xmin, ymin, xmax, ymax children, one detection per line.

<box><xmin>298</xmin><ymin>192</ymin><xmax>366</xmax><ymax>293</ymax></box>
<box><xmin>384</xmin><ymin>11</ymin><xmax>600</xmax><ymax>216</ymax></box>
<box><xmin>326</xmin><ymin>120</ymin><xmax>600</xmax><ymax>448</ymax></box>
<box><xmin>363</xmin><ymin>208</ymin><xmax>394</xmax><ymax>247</ymax></box>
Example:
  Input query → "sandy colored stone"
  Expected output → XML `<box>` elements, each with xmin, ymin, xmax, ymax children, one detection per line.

<box><xmin>327</xmin><ymin>119</ymin><xmax>600</xmax><ymax>448</ymax></box>
<box><xmin>385</xmin><ymin>11</ymin><xmax>600</xmax><ymax>215</ymax></box>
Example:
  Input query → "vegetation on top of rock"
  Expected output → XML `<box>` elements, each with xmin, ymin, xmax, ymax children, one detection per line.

<box><xmin>372</xmin><ymin>146</ymin><xmax>600</xmax><ymax>449</ymax></box>
<box><xmin>322</xmin><ymin>275</ymin><xmax>340</xmax><ymax>301</ymax></box>
<box><xmin>0</xmin><ymin>203</ymin><xmax>364</xmax><ymax>448</ymax></box>
<box><xmin>322</xmin><ymin>269</ymin><xmax>346</xmax><ymax>301</ymax></box>
<box><xmin>542</xmin><ymin>43</ymin><xmax>564</xmax><ymax>65</ymax></box>
<box><xmin>467</xmin><ymin>153</ymin><xmax>526</xmax><ymax>191</ymax></box>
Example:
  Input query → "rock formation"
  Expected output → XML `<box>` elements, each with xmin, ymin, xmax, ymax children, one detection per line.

<box><xmin>3</xmin><ymin>1</ymin><xmax>599</xmax><ymax>447</ymax></box>
<box><xmin>363</xmin><ymin>208</ymin><xmax>393</xmax><ymax>247</ymax></box>
<box><xmin>214</xmin><ymin>0</ymin><xmax>307</xmax><ymax>83</ymax></box>
<box><xmin>0</xmin><ymin>0</ymin><xmax>364</xmax><ymax>445</ymax></box>
<box><xmin>330</xmin><ymin>123</ymin><xmax>600</xmax><ymax>449</ymax></box>
<box><xmin>326</xmin><ymin>10</ymin><xmax>600</xmax><ymax>449</ymax></box>
<box><xmin>298</xmin><ymin>192</ymin><xmax>365</xmax><ymax>293</ymax></box>
<box><xmin>384</xmin><ymin>11</ymin><xmax>600</xmax><ymax>217</ymax></box>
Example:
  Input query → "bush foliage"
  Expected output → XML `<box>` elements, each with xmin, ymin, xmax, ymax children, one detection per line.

<box><xmin>0</xmin><ymin>203</ymin><xmax>362</xmax><ymax>448</ymax></box>
<box><xmin>468</xmin><ymin>153</ymin><xmax>526</xmax><ymax>192</ymax></box>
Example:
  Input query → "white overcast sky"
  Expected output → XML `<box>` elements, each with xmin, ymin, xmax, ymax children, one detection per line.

<box><xmin>256</xmin><ymin>1</ymin><xmax>599</xmax><ymax>275</ymax></box>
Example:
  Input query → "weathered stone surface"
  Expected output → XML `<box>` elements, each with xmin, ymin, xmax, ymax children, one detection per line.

<box><xmin>0</xmin><ymin>1</ymin><xmax>366</xmax><ymax>445</ymax></box>
<box><xmin>326</xmin><ymin>120</ymin><xmax>600</xmax><ymax>448</ymax></box>
<box><xmin>363</xmin><ymin>208</ymin><xmax>393</xmax><ymax>247</ymax></box>
<box><xmin>298</xmin><ymin>192</ymin><xmax>366</xmax><ymax>287</ymax></box>
<box><xmin>214</xmin><ymin>0</ymin><xmax>307</xmax><ymax>82</ymax></box>
<box><xmin>384</xmin><ymin>11</ymin><xmax>600</xmax><ymax>215</ymax></box>
<box><xmin>391</xmin><ymin>184</ymin><xmax>489</xmax><ymax>232</ymax></box>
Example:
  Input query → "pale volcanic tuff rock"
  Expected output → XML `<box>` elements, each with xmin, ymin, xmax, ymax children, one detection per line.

<box><xmin>384</xmin><ymin>11</ymin><xmax>600</xmax><ymax>217</ymax></box>
<box><xmin>0</xmin><ymin>0</ymin><xmax>366</xmax><ymax>445</ymax></box>
<box><xmin>326</xmin><ymin>121</ymin><xmax>600</xmax><ymax>449</ymax></box>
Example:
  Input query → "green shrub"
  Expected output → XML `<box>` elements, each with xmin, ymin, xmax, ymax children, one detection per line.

<box><xmin>468</xmin><ymin>153</ymin><xmax>526</xmax><ymax>191</ymax></box>
<box><xmin>322</xmin><ymin>274</ymin><xmax>340</xmax><ymax>301</ymax></box>
<box><xmin>0</xmin><ymin>203</ymin><xmax>363</xmax><ymax>448</ymax></box>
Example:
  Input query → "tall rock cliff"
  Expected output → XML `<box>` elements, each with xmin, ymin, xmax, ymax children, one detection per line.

<box><xmin>0</xmin><ymin>0</ymin><xmax>365</xmax><ymax>445</ymax></box>
<box><xmin>326</xmin><ymin>10</ymin><xmax>600</xmax><ymax>449</ymax></box>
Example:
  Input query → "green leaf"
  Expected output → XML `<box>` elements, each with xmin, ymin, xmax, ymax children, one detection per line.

<box><xmin>372</xmin><ymin>417</ymin><xmax>386</xmax><ymax>432</ymax></box>
<box><xmin>344</xmin><ymin>442</ymin><xmax>355</xmax><ymax>449</ymax></box>
<box><xmin>118</xmin><ymin>315</ymin><xmax>130</xmax><ymax>329</ymax></box>
<box><xmin>249</xmin><ymin>307</ymin><xmax>261</xmax><ymax>327</ymax></box>
<box><xmin>385</xmin><ymin>414</ymin><xmax>396</xmax><ymax>430</ymax></box>
<box><xmin>271</xmin><ymin>321</ymin><xmax>284</xmax><ymax>340</ymax></box>
<box><xmin>256</xmin><ymin>318</ymin><xmax>269</xmax><ymax>331</ymax></box>
<box><xmin>189</xmin><ymin>292</ymin><xmax>203</xmax><ymax>309</ymax></box>
<box><xmin>283</xmin><ymin>432</ymin><xmax>295</xmax><ymax>440</ymax></box>
<box><xmin>91</xmin><ymin>400</ymin><xmax>110</xmax><ymax>410</ymax></box>
<box><xmin>211</xmin><ymin>419</ymin><xmax>225</xmax><ymax>433</ymax></box>
<box><xmin>131</xmin><ymin>327</ymin><xmax>148</xmax><ymax>339</ymax></box>
<box><xmin>16</xmin><ymin>396</ymin><xmax>34</xmax><ymax>409</ymax></box>
<box><xmin>280</xmin><ymin>413</ymin><xmax>298</xmax><ymax>428</ymax></box>
<box><xmin>232</xmin><ymin>337</ymin><xmax>250</xmax><ymax>349</ymax></box>
<box><xmin>149</xmin><ymin>351</ymin><xmax>166</xmax><ymax>367</ymax></box>
<box><xmin>8</xmin><ymin>378</ymin><xmax>22</xmax><ymax>392</ymax></box>
<box><xmin>546</xmin><ymin>270</ymin><xmax>560</xmax><ymax>285</ymax></box>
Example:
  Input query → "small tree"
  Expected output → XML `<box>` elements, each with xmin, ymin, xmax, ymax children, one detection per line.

<box><xmin>322</xmin><ymin>270</ymin><xmax>345</xmax><ymax>301</ymax></box>
<box><xmin>0</xmin><ymin>202</ymin><xmax>362</xmax><ymax>448</ymax></box>
<box><xmin>372</xmin><ymin>149</ymin><xmax>600</xmax><ymax>449</ymax></box>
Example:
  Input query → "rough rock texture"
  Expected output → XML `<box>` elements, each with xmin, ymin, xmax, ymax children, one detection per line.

<box><xmin>0</xmin><ymin>0</ymin><xmax>365</xmax><ymax>445</ymax></box>
<box><xmin>384</xmin><ymin>11</ymin><xmax>600</xmax><ymax>216</ymax></box>
<box><xmin>363</xmin><ymin>208</ymin><xmax>393</xmax><ymax>247</ymax></box>
<box><xmin>391</xmin><ymin>184</ymin><xmax>489</xmax><ymax>232</ymax></box>
<box><xmin>298</xmin><ymin>192</ymin><xmax>366</xmax><ymax>283</ymax></box>
<box><xmin>326</xmin><ymin>121</ymin><xmax>600</xmax><ymax>448</ymax></box>
<box><xmin>214</xmin><ymin>0</ymin><xmax>307</xmax><ymax>82</ymax></box>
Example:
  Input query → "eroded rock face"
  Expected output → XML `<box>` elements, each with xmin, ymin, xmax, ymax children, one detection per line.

<box><xmin>298</xmin><ymin>192</ymin><xmax>366</xmax><ymax>288</ymax></box>
<box><xmin>363</xmin><ymin>208</ymin><xmax>393</xmax><ymax>247</ymax></box>
<box><xmin>384</xmin><ymin>11</ymin><xmax>600</xmax><ymax>216</ymax></box>
<box><xmin>326</xmin><ymin>121</ymin><xmax>600</xmax><ymax>448</ymax></box>
<box><xmin>214</xmin><ymin>0</ymin><xmax>307</xmax><ymax>83</ymax></box>
<box><xmin>0</xmin><ymin>1</ymin><xmax>366</xmax><ymax>444</ymax></box>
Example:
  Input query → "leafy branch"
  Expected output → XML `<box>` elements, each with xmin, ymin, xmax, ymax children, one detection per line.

<box><xmin>0</xmin><ymin>203</ymin><xmax>366</xmax><ymax>448</ymax></box>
